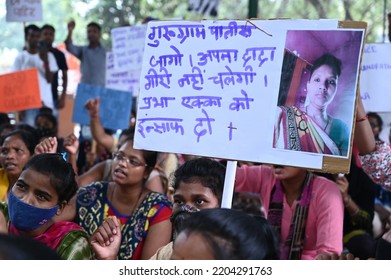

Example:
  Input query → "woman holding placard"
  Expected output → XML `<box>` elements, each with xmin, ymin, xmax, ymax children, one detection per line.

<box><xmin>354</xmin><ymin>97</ymin><xmax>391</xmax><ymax>191</ymax></box>
<box><xmin>234</xmin><ymin>164</ymin><xmax>344</xmax><ymax>259</ymax></box>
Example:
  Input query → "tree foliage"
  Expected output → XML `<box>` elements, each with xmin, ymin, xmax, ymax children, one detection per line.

<box><xmin>0</xmin><ymin>0</ymin><xmax>388</xmax><ymax>51</ymax></box>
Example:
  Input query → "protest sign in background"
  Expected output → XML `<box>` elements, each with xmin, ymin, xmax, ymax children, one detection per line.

<box><xmin>73</xmin><ymin>83</ymin><xmax>132</xmax><ymax>131</ymax></box>
<box><xmin>360</xmin><ymin>43</ymin><xmax>391</xmax><ymax>112</ymax></box>
<box><xmin>0</xmin><ymin>69</ymin><xmax>41</xmax><ymax>112</ymax></box>
<box><xmin>6</xmin><ymin>0</ymin><xmax>42</xmax><ymax>22</ymax></box>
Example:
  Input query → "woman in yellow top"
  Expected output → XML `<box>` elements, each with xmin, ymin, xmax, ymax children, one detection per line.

<box><xmin>0</xmin><ymin>129</ymin><xmax>39</xmax><ymax>201</ymax></box>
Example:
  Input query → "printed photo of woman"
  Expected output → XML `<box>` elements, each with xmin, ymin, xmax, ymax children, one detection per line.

<box><xmin>273</xmin><ymin>30</ymin><xmax>364</xmax><ymax>157</ymax></box>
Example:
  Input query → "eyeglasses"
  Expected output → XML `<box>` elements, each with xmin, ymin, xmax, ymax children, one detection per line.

<box><xmin>112</xmin><ymin>152</ymin><xmax>147</xmax><ymax>167</ymax></box>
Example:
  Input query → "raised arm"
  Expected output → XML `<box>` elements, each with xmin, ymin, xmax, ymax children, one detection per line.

<box><xmin>64</xmin><ymin>20</ymin><xmax>83</xmax><ymax>59</ymax></box>
<box><xmin>77</xmin><ymin>160</ymin><xmax>107</xmax><ymax>187</ymax></box>
<box><xmin>85</xmin><ymin>97</ymin><xmax>116</xmax><ymax>151</ymax></box>
<box><xmin>34</xmin><ymin>137</ymin><xmax>58</xmax><ymax>154</ymax></box>
<box><xmin>64</xmin><ymin>20</ymin><xmax>75</xmax><ymax>48</ymax></box>
<box><xmin>63</xmin><ymin>133</ymin><xmax>79</xmax><ymax>175</ymax></box>
<box><xmin>354</xmin><ymin>97</ymin><xmax>376</xmax><ymax>155</ymax></box>
<box><xmin>354</xmin><ymin>97</ymin><xmax>391</xmax><ymax>189</ymax></box>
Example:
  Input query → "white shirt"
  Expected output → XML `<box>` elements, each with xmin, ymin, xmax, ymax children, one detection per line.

<box><xmin>12</xmin><ymin>50</ymin><xmax>59</xmax><ymax>109</ymax></box>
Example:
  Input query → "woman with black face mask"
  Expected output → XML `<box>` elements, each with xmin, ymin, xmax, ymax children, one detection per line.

<box><xmin>34</xmin><ymin>111</ymin><xmax>58</xmax><ymax>139</ymax></box>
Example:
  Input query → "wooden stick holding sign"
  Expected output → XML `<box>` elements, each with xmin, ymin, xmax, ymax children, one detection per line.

<box><xmin>221</xmin><ymin>160</ymin><xmax>238</xmax><ymax>209</ymax></box>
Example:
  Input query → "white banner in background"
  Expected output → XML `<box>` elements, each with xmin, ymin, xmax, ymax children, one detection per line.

<box><xmin>6</xmin><ymin>0</ymin><xmax>42</xmax><ymax>22</ymax></box>
<box><xmin>360</xmin><ymin>43</ymin><xmax>391</xmax><ymax>112</ymax></box>
<box><xmin>111</xmin><ymin>25</ymin><xmax>147</xmax><ymax>72</ymax></box>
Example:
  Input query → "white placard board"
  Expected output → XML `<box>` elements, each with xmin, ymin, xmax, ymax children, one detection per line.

<box><xmin>105</xmin><ymin>52</ymin><xmax>140</xmax><ymax>97</ymax></box>
<box><xmin>360</xmin><ymin>43</ymin><xmax>391</xmax><ymax>112</ymax></box>
<box><xmin>134</xmin><ymin>19</ymin><xmax>359</xmax><ymax>170</ymax></box>
<box><xmin>6</xmin><ymin>0</ymin><xmax>42</xmax><ymax>22</ymax></box>
<box><xmin>111</xmin><ymin>25</ymin><xmax>147</xmax><ymax>72</ymax></box>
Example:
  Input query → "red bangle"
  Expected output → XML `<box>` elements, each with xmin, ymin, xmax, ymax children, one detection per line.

<box><xmin>356</xmin><ymin>114</ymin><xmax>368</xmax><ymax>123</ymax></box>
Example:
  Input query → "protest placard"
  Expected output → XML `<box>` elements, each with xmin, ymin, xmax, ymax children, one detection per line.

<box><xmin>360</xmin><ymin>43</ymin><xmax>391</xmax><ymax>112</ymax></box>
<box><xmin>111</xmin><ymin>25</ymin><xmax>147</xmax><ymax>72</ymax></box>
<box><xmin>134</xmin><ymin>19</ymin><xmax>366</xmax><ymax>173</ymax></box>
<box><xmin>0</xmin><ymin>69</ymin><xmax>42</xmax><ymax>112</ymax></box>
<box><xmin>105</xmin><ymin>51</ymin><xmax>139</xmax><ymax>97</ymax></box>
<box><xmin>73</xmin><ymin>83</ymin><xmax>132</xmax><ymax>131</ymax></box>
<box><xmin>6</xmin><ymin>0</ymin><xmax>42</xmax><ymax>22</ymax></box>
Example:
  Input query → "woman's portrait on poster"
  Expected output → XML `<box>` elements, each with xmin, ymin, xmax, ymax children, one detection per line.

<box><xmin>273</xmin><ymin>30</ymin><xmax>364</xmax><ymax>157</ymax></box>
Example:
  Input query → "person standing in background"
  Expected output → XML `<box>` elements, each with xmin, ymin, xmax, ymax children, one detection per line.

<box><xmin>12</xmin><ymin>24</ymin><xmax>58</xmax><ymax>126</ymax></box>
<box><xmin>64</xmin><ymin>20</ymin><xmax>107</xmax><ymax>173</ymax></box>
<box><xmin>64</xmin><ymin>20</ymin><xmax>106</xmax><ymax>87</ymax></box>
<box><xmin>367</xmin><ymin>112</ymin><xmax>384</xmax><ymax>142</ymax></box>
<box><xmin>41</xmin><ymin>24</ymin><xmax>68</xmax><ymax>113</ymax></box>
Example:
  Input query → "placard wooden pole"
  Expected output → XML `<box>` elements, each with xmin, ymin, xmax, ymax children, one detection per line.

<box><xmin>221</xmin><ymin>160</ymin><xmax>237</xmax><ymax>209</ymax></box>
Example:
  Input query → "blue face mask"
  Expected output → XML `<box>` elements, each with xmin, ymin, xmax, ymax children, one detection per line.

<box><xmin>8</xmin><ymin>191</ymin><xmax>59</xmax><ymax>231</ymax></box>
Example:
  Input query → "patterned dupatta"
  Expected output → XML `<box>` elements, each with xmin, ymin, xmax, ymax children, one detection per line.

<box><xmin>279</xmin><ymin>106</ymin><xmax>340</xmax><ymax>155</ymax></box>
<box><xmin>268</xmin><ymin>172</ymin><xmax>313</xmax><ymax>260</ymax></box>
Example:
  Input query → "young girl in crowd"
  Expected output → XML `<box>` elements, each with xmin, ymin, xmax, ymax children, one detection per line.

<box><xmin>35</xmin><ymin>135</ymin><xmax>172</xmax><ymax>260</ymax></box>
<box><xmin>234</xmin><ymin>164</ymin><xmax>343</xmax><ymax>259</ymax></box>
<box><xmin>0</xmin><ymin>153</ymin><xmax>93</xmax><ymax>259</ymax></box>
<box><xmin>171</xmin><ymin>208</ymin><xmax>280</xmax><ymax>260</ymax></box>
<box><xmin>89</xmin><ymin>157</ymin><xmax>226</xmax><ymax>260</ymax></box>
<box><xmin>151</xmin><ymin>157</ymin><xmax>226</xmax><ymax>259</ymax></box>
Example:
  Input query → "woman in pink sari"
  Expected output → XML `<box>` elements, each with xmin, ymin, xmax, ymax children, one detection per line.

<box><xmin>274</xmin><ymin>53</ymin><xmax>349</xmax><ymax>156</ymax></box>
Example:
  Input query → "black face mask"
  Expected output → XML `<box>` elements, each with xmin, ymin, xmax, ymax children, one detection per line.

<box><xmin>37</xmin><ymin>127</ymin><xmax>56</xmax><ymax>139</ymax></box>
